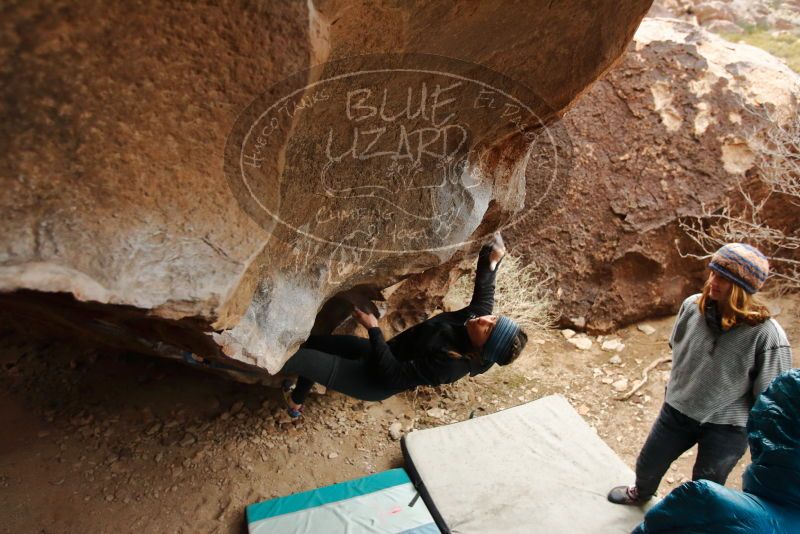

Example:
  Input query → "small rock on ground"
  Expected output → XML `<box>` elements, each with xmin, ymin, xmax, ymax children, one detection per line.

<box><xmin>388</xmin><ymin>422</ymin><xmax>402</xmax><ymax>441</ymax></box>
<box><xmin>426</xmin><ymin>408</ymin><xmax>446</xmax><ymax>419</ymax></box>
<box><xmin>612</xmin><ymin>378</ymin><xmax>629</xmax><ymax>392</ymax></box>
<box><xmin>571</xmin><ymin>317</ymin><xmax>586</xmax><ymax>329</ymax></box>
<box><xmin>567</xmin><ymin>337</ymin><xmax>592</xmax><ymax>350</ymax></box>
<box><xmin>601</xmin><ymin>339</ymin><xmax>625</xmax><ymax>352</ymax></box>
<box><xmin>637</xmin><ymin>324</ymin><xmax>656</xmax><ymax>335</ymax></box>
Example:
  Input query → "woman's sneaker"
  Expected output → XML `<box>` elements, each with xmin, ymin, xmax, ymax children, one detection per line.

<box><xmin>607</xmin><ymin>485</ymin><xmax>649</xmax><ymax>505</ymax></box>
<box><xmin>281</xmin><ymin>379</ymin><xmax>304</xmax><ymax>419</ymax></box>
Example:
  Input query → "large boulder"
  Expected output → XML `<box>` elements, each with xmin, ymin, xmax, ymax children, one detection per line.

<box><xmin>0</xmin><ymin>1</ymin><xmax>652</xmax><ymax>373</ymax></box>
<box><xmin>508</xmin><ymin>18</ymin><xmax>800</xmax><ymax>331</ymax></box>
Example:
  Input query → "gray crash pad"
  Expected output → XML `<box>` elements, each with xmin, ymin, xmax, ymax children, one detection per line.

<box><xmin>402</xmin><ymin>395</ymin><xmax>653</xmax><ymax>533</ymax></box>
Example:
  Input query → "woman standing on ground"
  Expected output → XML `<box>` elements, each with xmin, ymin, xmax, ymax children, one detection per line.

<box><xmin>608</xmin><ymin>243</ymin><xmax>793</xmax><ymax>505</ymax></box>
<box><xmin>279</xmin><ymin>233</ymin><xmax>528</xmax><ymax>417</ymax></box>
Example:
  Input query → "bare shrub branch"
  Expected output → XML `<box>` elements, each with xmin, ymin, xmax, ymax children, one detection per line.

<box><xmin>757</xmin><ymin>108</ymin><xmax>800</xmax><ymax>202</ymax></box>
<box><xmin>678</xmin><ymin>104</ymin><xmax>800</xmax><ymax>293</ymax></box>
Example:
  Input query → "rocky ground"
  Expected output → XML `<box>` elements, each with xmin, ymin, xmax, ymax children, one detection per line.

<box><xmin>1</xmin><ymin>294</ymin><xmax>798</xmax><ymax>534</ymax></box>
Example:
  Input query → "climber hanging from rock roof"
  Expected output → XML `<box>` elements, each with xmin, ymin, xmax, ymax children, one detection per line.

<box><xmin>279</xmin><ymin>232</ymin><xmax>528</xmax><ymax>418</ymax></box>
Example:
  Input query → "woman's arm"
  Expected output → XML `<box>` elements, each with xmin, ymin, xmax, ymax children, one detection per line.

<box><xmin>465</xmin><ymin>233</ymin><xmax>506</xmax><ymax>317</ymax></box>
<box><xmin>752</xmin><ymin>344</ymin><xmax>793</xmax><ymax>399</ymax></box>
<box><xmin>352</xmin><ymin>309</ymin><xmax>469</xmax><ymax>389</ymax></box>
<box><xmin>366</xmin><ymin>327</ymin><xmax>430</xmax><ymax>389</ymax></box>
<box><xmin>352</xmin><ymin>308</ymin><xmax>427</xmax><ymax>389</ymax></box>
<box><xmin>366</xmin><ymin>327</ymin><xmax>470</xmax><ymax>388</ymax></box>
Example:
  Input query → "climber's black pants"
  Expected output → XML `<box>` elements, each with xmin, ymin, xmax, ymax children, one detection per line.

<box><xmin>280</xmin><ymin>335</ymin><xmax>405</xmax><ymax>404</ymax></box>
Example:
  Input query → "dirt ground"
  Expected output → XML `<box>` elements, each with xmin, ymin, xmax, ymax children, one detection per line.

<box><xmin>2</xmin><ymin>294</ymin><xmax>798</xmax><ymax>534</ymax></box>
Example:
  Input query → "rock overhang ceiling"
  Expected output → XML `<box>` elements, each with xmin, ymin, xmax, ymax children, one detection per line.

<box><xmin>0</xmin><ymin>1</ymin><xmax>654</xmax><ymax>374</ymax></box>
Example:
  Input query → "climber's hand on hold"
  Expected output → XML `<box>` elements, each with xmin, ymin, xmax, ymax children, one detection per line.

<box><xmin>352</xmin><ymin>308</ymin><xmax>379</xmax><ymax>329</ymax></box>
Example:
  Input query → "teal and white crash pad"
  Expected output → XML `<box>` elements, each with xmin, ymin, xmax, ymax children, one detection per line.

<box><xmin>246</xmin><ymin>468</ymin><xmax>438</xmax><ymax>533</ymax></box>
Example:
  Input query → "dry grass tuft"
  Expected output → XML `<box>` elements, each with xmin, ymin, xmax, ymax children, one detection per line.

<box><xmin>446</xmin><ymin>253</ymin><xmax>557</xmax><ymax>331</ymax></box>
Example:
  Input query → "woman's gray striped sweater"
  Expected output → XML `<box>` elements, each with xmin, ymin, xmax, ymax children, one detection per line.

<box><xmin>666</xmin><ymin>294</ymin><xmax>792</xmax><ymax>427</ymax></box>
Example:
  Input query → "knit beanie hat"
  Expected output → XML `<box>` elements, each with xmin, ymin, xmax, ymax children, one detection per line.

<box><xmin>709</xmin><ymin>243</ymin><xmax>769</xmax><ymax>294</ymax></box>
<box><xmin>482</xmin><ymin>316</ymin><xmax>521</xmax><ymax>366</ymax></box>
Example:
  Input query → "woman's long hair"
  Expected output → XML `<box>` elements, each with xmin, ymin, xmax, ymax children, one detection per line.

<box><xmin>697</xmin><ymin>275</ymin><xmax>772</xmax><ymax>330</ymax></box>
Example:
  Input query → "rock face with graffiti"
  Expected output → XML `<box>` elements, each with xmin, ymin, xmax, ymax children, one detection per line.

<box><xmin>1</xmin><ymin>1</ymin><xmax>652</xmax><ymax>374</ymax></box>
